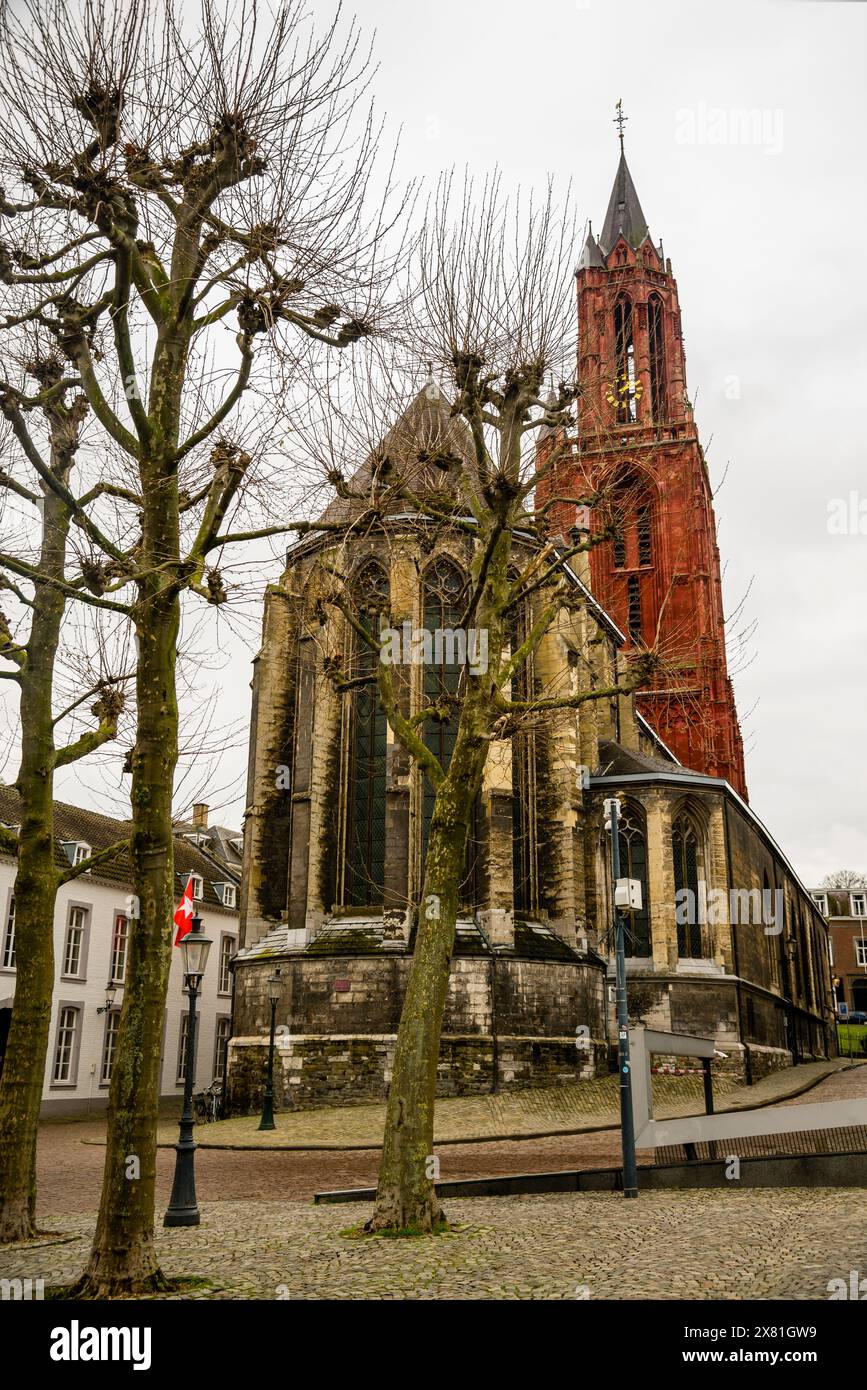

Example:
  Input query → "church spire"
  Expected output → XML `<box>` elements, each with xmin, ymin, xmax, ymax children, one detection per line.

<box><xmin>599</xmin><ymin>102</ymin><xmax>649</xmax><ymax>254</ymax></box>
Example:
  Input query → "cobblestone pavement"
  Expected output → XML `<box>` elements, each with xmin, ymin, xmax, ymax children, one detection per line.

<box><xmin>3</xmin><ymin>1188</ymin><xmax>865</xmax><ymax>1300</ymax></box>
<box><xmin>3</xmin><ymin>1062</ymin><xmax>864</xmax><ymax>1299</ymax></box>
<box><xmin>28</xmin><ymin>1060</ymin><xmax>865</xmax><ymax>1221</ymax></box>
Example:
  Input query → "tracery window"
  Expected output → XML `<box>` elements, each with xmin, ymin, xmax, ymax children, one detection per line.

<box><xmin>673</xmin><ymin>814</ymin><xmax>702</xmax><ymax>958</ymax></box>
<box><xmin>510</xmin><ymin>603</ymin><xmax>538</xmax><ymax>914</ymax></box>
<box><xmin>617</xmin><ymin>804</ymin><xmax>651</xmax><ymax>956</ymax></box>
<box><xmin>345</xmin><ymin>562</ymin><xmax>389</xmax><ymax>906</ymax></box>
<box><xmin>421</xmin><ymin>558</ymin><xmax>476</xmax><ymax>901</ymax></box>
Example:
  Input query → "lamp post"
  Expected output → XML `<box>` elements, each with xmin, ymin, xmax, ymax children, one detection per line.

<box><xmin>164</xmin><ymin>914</ymin><xmax>212</xmax><ymax>1227</ymax></box>
<box><xmin>96</xmin><ymin>981</ymin><xmax>118</xmax><ymax>1015</ymax></box>
<box><xmin>257</xmin><ymin>970</ymin><xmax>282</xmax><ymax>1132</ymax></box>
<box><xmin>604</xmin><ymin>796</ymin><xmax>639</xmax><ymax>1199</ymax></box>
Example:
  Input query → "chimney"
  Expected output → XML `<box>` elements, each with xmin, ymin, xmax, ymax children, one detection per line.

<box><xmin>192</xmin><ymin>802</ymin><xmax>209</xmax><ymax>829</ymax></box>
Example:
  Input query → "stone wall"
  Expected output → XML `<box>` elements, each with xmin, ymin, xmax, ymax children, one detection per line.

<box><xmin>226</xmin><ymin>951</ymin><xmax>608</xmax><ymax>1113</ymax></box>
<box><xmin>226</xmin><ymin>1033</ymin><xmax>606</xmax><ymax>1114</ymax></box>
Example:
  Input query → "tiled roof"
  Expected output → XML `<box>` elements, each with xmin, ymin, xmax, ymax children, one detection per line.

<box><xmin>0</xmin><ymin>785</ymin><xmax>239</xmax><ymax>911</ymax></box>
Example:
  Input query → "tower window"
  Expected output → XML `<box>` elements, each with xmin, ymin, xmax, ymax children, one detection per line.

<box><xmin>627</xmin><ymin>575</ymin><xmax>642</xmax><ymax>642</ymax></box>
<box><xmin>648</xmin><ymin>294</ymin><xmax>667</xmax><ymax>421</ymax></box>
<box><xmin>637</xmin><ymin>504</ymin><xmax>652</xmax><ymax>565</ymax></box>
<box><xmin>612</xmin><ymin>523</ymin><xmax>626</xmax><ymax>569</ymax></box>
<box><xmin>613</xmin><ymin>298</ymin><xmax>637</xmax><ymax>424</ymax></box>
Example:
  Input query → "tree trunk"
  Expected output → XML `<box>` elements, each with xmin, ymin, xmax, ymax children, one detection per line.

<box><xmin>0</xmin><ymin>492</ymin><xmax>69</xmax><ymax>1242</ymax></box>
<box><xmin>75</xmin><ymin>582</ymin><xmax>179</xmax><ymax>1295</ymax></box>
<box><xmin>368</xmin><ymin>740</ymin><xmax>484</xmax><ymax>1232</ymax></box>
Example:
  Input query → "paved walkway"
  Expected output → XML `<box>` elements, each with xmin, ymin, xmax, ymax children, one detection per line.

<box><xmin>3</xmin><ymin>1187</ymin><xmax>865</xmax><ymax>1300</ymax></box>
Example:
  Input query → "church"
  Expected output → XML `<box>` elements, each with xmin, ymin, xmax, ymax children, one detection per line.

<box><xmin>225</xmin><ymin>138</ymin><xmax>834</xmax><ymax>1114</ymax></box>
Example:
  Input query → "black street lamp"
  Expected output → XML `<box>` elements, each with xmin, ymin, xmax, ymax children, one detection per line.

<box><xmin>164</xmin><ymin>914</ymin><xmax>213</xmax><ymax>1227</ymax></box>
<box><xmin>257</xmin><ymin>970</ymin><xmax>282</xmax><ymax>1132</ymax></box>
<box><xmin>604</xmin><ymin>796</ymin><xmax>639</xmax><ymax>1199</ymax></box>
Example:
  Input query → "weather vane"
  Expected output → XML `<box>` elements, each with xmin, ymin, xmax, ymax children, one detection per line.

<box><xmin>614</xmin><ymin>98</ymin><xmax>627</xmax><ymax>151</ymax></box>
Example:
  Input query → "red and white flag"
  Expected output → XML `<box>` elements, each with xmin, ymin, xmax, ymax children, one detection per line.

<box><xmin>173</xmin><ymin>874</ymin><xmax>194</xmax><ymax>945</ymax></box>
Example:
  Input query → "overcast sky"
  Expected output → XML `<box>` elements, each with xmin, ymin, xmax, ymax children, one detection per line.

<box><xmin>43</xmin><ymin>0</ymin><xmax>867</xmax><ymax>887</ymax></box>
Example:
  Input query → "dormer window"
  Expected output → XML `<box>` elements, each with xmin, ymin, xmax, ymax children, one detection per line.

<box><xmin>851</xmin><ymin>893</ymin><xmax>866</xmax><ymax>918</ymax></box>
<box><xmin>61</xmin><ymin>841</ymin><xmax>91</xmax><ymax>871</ymax></box>
<box><xmin>230</xmin><ymin>838</ymin><xmax>243</xmax><ymax>856</ymax></box>
<box><xmin>812</xmin><ymin>893</ymin><xmax>828</xmax><ymax>916</ymax></box>
<box><xmin>214</xmin><ymin>882</ymin><xmax>237</xmax><ymax>909</ymax></box>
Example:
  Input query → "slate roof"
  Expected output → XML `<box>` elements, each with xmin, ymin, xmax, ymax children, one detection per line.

<box><xmin>317</xmin><ymin>385</ymin><xmax>479</xmax><ymax>527</ymax></box>
<box><xmin>0</xmin><ymin>786</ymin><xmax>239</xmax><ymax>911</ymax></box>
<box><xmin>594</xmin><ymin>739</ymin><xmax>704</xmax><ymax>780</ymax></box>
<box><xmin>172</xmin><ymin>818</ymin><xmax>243</xmax><ymax>871</ymax></box>
<box><xmin>599</xmin><ymin>150</ymin><xmax>650</xmax><ymax>254</ymax></box>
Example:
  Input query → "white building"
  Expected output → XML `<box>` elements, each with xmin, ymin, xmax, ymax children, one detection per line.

<box><xmin>0</xmin><ymin>791</ymin><xmax>240</xmax><ymax>1115</ymax></box>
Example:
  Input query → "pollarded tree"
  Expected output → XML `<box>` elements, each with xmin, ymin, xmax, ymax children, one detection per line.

<box><xmin>0</xmin><ymin>0</ymin><xmax>405</xmax><ymax>1291</ymax></box>
<box><xmin>0</xmin><ymin>354</ymin><xmax>129</xmax><ymax>1242</ymax></box>
<box><xmin>291</xmin><ymin>174</ymin><xmax>662</xmax><ymax>1231</ymax></box>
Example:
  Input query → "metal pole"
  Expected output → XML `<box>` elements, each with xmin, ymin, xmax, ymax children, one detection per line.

<box><xmin>609</xmin><ymin>803</ymin><xmax>638</xmax><ymax>1198</ymax></box>
<box><xmin>164</xmin><ymin>983</ymin><xmax>200</xmax><ymax>1226</ymax></box>
<box><xmin>257</xmin><ymin>998</ymin><xmax>277</xmax><ymax>1131</ymax></box>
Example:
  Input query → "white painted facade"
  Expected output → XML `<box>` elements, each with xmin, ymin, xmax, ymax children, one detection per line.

<box><xmin>0</xmin><ymin>854</ymin><xmax>238</xmax><ymax>1114</ymax></box>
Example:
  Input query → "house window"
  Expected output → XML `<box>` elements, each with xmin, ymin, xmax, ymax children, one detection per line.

<box><xmin>812</xmin><ymin>893</ymin><xmax>828</xmax><ymax>916</ymax></box>
<box><xmin>1</xmin><ymin>895</ymin><xmax>15</xmax><ymax>969</ymax></box>
<box><xmin>100</xmin><ymin>1009</ymin><xmax>121</xmax><ymax>1084</ymax></box>
<box><xmin>218</xmin><ymin>934</ymin><xmax>235</xmax><ymax>995</ymax></box>
<box><xmin>110</xmin><ymin>913</ymin><xmax>128</xmax><ymax>984</ymax></box>
<box><xmin>851</xmin><ymin>893</ymin><xmax>866</xmax><ymax>918</ymax></box>
<box><xmin>63</xmin><ymin>907</ymin><xmax>87</xmax><ymax>977</ymax></box>
<box><xmin>221</xmin><ymin>883</ymin><xmax>237</xmax><ymax>909</ymax></box>
<box><xmin>190</xmin><ymin>874</ymin><xmax>204</xmax><ymax>900</ymax></box>
<box><xmin>52</xmin><ymin>1006</ymin><xmax>80</xmax><ymax>1083</ymax></box>
<box><xmin>74</xmin><ymin>843</ymin><xmax>91</xmax><ymax>866</ymax></box>
<box><xmin>856</xmin><ymin>941</ymin><xmax>867</xmax><ymax>969</ymax></box>
<box><xmin>213</xmin><ymin>1016</ymin><xmax>232</xmax><ymax>1082</ymax></box>
<box><xmin>345</xmin><ymin>562</ymin><xmax>389</xmax><ymax>907</ymax></box>
<box><xmin>616</xmin><ymin>805</ymin><xmax>651</xmax><ymax>956</ymax></box>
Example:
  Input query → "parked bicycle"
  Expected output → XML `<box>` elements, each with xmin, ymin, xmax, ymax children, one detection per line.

<box><xmin>193</xmin><ymin>1080</ymin><xmax>223</xmax><ymax>1123</ymax></box>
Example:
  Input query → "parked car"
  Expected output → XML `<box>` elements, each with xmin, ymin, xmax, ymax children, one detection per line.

<box><xmin>841</xmin><ymin>1011</ymin><xmax>867</xmax><ymax>1024</ymax></box>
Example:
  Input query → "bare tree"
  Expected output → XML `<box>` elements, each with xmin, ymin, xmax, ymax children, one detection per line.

<box><xmin>0</xmin><ymin>354</ymin><xmax>128</xmax><ymax>1242</ymax></box>
<box><xmin>290</xmin><ymin>174</ymin><xmax>661</xmax><ymax>1231</ymax></box>
<box><xmin>0</xmin><ymin>0</ymin><xmax>405</xmax><ymax>1290</ymax></box>
<box><xmin>821</xmin><ymin>870</ymin><xmax>867</xmax><ymax>891</ymax></box>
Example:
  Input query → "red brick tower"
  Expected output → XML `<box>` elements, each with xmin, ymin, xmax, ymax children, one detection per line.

<box><xmin>538</xmin><ymin>121</ymin><xmax>747</xmax><ymax>797</ymax></box>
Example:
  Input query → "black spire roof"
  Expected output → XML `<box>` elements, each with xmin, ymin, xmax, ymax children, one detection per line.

<box><xmin>598</xmin><ymin>150</ymin><xmax>649</xmax><ymax>254</ymax></box>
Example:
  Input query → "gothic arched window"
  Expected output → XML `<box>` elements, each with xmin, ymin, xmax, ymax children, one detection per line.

<box><xmin>510</xmin><ymin>602</ymin><xmax>538</xmax><ymax>914</ymax></box>
<box><xmin>613</xmin><ymin>297</ymin><xmax>637</xmax><ymax>423</ymax></box>
<box><xmin>618</xmin><ymin>803</ymin><xmax>651</xmax><ymax>956</ymax></box>
<box><xmin>648</xmin><ymin>293</ymin><xmax>667</xmax><ymax>422</ymax></box>
<box><xmin>345</xmin><ymin>562</ymin><xmax>389</xmax><ymax>906</ymax></box>
<box><xmin>673</xmin><ymin>814</ymin><xmax>702</xmax><ymax>957</ymax></box>
<box><xmin>421</xmin><ymin>557</ymin><xmax>476</xmax><ymax>900</ymax></box>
